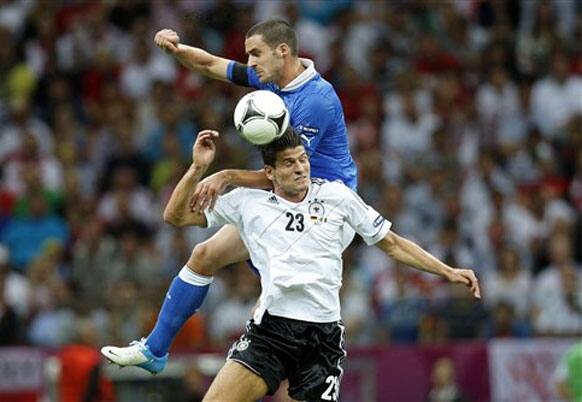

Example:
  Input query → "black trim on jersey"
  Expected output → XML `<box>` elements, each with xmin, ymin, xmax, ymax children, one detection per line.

<box><xmin>231</xmin><ymin>62</ymin><xmax>251</xmax><ymax>87</ymax></box>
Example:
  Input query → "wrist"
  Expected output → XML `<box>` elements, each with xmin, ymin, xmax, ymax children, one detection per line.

<box><xmin>175</xmin><ymin>44</ymin><xmax>188</xmax><ymax>55</ymax></box>
<box><xmin>443</xmin><ymin>266</ymin><xmax>456</xmax><ymax>281</ymax></box>
<box><xmin>189</xmin><ymin>163</ymin><xmax>208</xmax><ymax>176</ymax></box>
<box><xmin>222</xmin><ymin>170</ymin><xmax>235</xmax><ymax>185</ymax></box>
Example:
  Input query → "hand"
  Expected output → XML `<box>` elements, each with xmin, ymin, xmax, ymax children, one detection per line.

<box><xmin>446</xmin><ymin>268</ymin><xmax>481</xmax><ymax>299</ymax></box>
<box><xmin>192</xmin><ymin>130</ymin><xmax>219</xmax><ymax>169</ymax></box>
<box><xmin>154</xmin><ymin>28</ymin><xmax>180</xmax><ymax>54</ymax></box>
<box><xmin>190</xmin><ymin>171</ymin><xmax>230</xmax><ymax>213</ymax></box>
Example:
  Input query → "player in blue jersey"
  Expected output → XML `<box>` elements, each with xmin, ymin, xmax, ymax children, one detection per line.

<box><xmin>102</xmin><ymin>20</ymin><xmax>357</xmax><ymax>374</ymax></box>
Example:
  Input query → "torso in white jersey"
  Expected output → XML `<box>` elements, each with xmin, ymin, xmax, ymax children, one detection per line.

<box><xmin>204</xmin><ymin>179</ymin><xmax>392</xmax><ymax>324</ymax></box>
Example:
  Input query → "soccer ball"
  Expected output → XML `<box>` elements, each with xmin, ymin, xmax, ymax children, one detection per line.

<box><xmin>233</xmin><ymin>90</ymin><xmax>290</xmax><ymax>145</ymax></box>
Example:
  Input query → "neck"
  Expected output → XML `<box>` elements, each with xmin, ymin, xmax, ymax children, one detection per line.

<box><xmin>275</xmin><ymin>187</ymin><xmax>308</xmax><ymax>203</ymax></box>
<box><xmin>276</xmin><ymin>57</ymin><xmax>305</xmax><ymax>88</ymax></box>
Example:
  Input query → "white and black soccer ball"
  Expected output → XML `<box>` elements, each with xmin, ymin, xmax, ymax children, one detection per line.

<box><xmin>233</xmin><ymin>90</ymin><xmax>290</xmax><ymax>145</ymax></box>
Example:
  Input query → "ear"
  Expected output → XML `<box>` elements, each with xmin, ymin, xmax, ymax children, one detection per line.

<box><xmin>278</xmin><ymin>43</ymin><xmax>290</xmax><ymax>57</ymax></box>
<box><xmin>264</xmin><ymin>165</ymin><xmax>274</xmax><ymax>181</ymax></box>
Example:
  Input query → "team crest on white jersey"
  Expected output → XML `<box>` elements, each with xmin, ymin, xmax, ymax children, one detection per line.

<box><xmin>308</xmin><ymin>198</ymin><xmax>327</xmax><ymax>224</ymax></box>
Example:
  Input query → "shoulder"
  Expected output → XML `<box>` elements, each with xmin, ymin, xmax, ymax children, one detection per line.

<box><xmin>306</xmin><ymin>77</ymin><xmax>340</xmax><ymax>104</ymax></box>
<box><xmin>225</xmin><ymin>187</ymin><xmax>268</xmax><ymax>199</ymax></box>
<box><xmin>312</xmin><ymin>178</ymin><xmax>351</xmax><ymax>196</ymax></box>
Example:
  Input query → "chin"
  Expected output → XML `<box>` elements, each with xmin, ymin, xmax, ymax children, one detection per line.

<box><xmin>297</xmin><ymin>183</ymin><xmax>309</xmax><ymax>192</ymax></box>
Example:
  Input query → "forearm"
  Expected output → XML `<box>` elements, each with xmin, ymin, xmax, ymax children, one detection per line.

<box><xmin>174</xmin><ymin>44</ymin><xmax>228</xmax><ymax>81</ymax></box>
<box><xmin>163</xmin><ymin>164</ymin><xmax>207</xmax><ymax>226</ymax></box>
<box><xmin>378</xmin><ymin>232</ymin><xmax>454</xmax><ymax>279</ymax></box>
<box><xmin>224</xmin><ymin>169</ymin><xmax>272</xmax><ymax>190</ymax></box>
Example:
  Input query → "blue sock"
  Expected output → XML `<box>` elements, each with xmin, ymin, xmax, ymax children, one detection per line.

<box><xmin>146</xmin><ymin>266</ymin><xmax>213</xmax><ymax>357</ymax></box>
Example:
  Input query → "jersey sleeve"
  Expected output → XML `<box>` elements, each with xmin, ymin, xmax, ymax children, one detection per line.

<box><xmin>293</xmin><ymin>95</ymin><xmax>335</xmax><ymax>155</ymax></box>
<box><xmin>204</xmin><ymin>187</ymin><xmax>244</xmax><ymax>228</ymax></box>
<box><xmin>227</xmin><ymin>61</ymin><xmax>268</xmax><ymax>89</ymax></box>
<box><xmin>342</xmin><ymin>185</ymin><xmax>392</xmax><ymax>245</ymax></box>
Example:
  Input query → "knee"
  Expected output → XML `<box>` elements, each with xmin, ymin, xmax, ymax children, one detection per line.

<box><xmin>188</xmin><ymin>242</ymin><xmax>219</xmax><ymax>276</ymax></box>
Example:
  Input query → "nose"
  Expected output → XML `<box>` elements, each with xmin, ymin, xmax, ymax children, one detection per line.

<box><xmin>294</xmin><ymin>160</ymin><xmax>306</xmax><ymax>173</ymax></box>
<box><xmin>247</xmin><ymin>55</ymin><xmax>256</xmax><ymax>67</ymax></box>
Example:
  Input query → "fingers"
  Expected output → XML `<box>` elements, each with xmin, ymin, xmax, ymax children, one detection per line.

<box><xmin>196</xmin><ymin>130</ymin><xmax>219</xmax><ymax>148</ymax></box>
<box><xmin>198</xmin><ymin>130</ymin><xmax>219</xmax><ymax>138</ymax></box>
<box><xmin>154</xmin><ymin>29</ymin><xmax>179</xmax><ymax>53</ymax></box>
<box><xmin>191</xmin><ymin>185</ymin><xmax>212</xmax><ymax>214</ymax></box>
<box><xmin>208</xmin><ymin>189</ymin><xmax>218</xmax><ymax>211</ymax></box>
<box><xmin>472</xmin><ymin>275</ymin><xmax>481</xmax><ymax>299</ymax></box>
<box><xmin>190</xmin><ymin>187</ymin><xmax>202</xmax><ymax>213</ymax></box>
<box><xmin>451</xmin><ymin>269</ymin><xmax>481</xmax><ymax>299</ymax></box>
<box><xmin>193</xmin><ymin>191</ymin><xmax>208</xmax><ymax>214</ymax></box>
<box><xmin>463</xmin><ymin>270</ymin><xmax>481</xmax><ymax>299</ymax></box>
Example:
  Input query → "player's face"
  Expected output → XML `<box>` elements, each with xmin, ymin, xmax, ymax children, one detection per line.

<box><xmin>245</xmin><ymin>35</ymin><xmax>285</xmax><ymax>83</ymax></box>
<box><xmin>267</xmin><ymin>146</ymin><xmax>310</xmax><ymax>198</ymax></box>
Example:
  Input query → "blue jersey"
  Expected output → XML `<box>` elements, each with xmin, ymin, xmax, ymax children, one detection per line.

<box><xmin>227</xmin><ymin>59</ymin><xmax>357</xmax><ymax>190</ymax></box>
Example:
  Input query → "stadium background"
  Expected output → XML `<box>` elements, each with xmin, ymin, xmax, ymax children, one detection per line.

<box><xmin>0</xmin><ymin>0</ymin><xmax>580</xmax><ymax>401</ymax></box>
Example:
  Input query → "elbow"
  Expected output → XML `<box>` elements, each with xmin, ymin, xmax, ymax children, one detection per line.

<box><xmin>163</xmin><ymin>211</ymin><xmax>185</xmax><ymax>227</ymax></box>
<box><xmin>381</xmin><ymin>231</ymin><xmax>399</xmax><ymax>257</ymax></box>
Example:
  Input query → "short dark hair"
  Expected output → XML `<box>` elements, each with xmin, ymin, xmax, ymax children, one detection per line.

<box><xmin>260</xmin><ymin>127</ymin><xmax>304</xmax><ymax>166</ymax></box>
<box><xmin>246</xmin><ymin>19</ymin><xmax>298</xmax><ymax>56</ymax></box>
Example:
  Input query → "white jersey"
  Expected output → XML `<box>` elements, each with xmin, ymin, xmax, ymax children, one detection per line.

<box><xmin>205</xmin><ymin>179</ymin><xmax>391</xmax><ymax>324</ymax></box>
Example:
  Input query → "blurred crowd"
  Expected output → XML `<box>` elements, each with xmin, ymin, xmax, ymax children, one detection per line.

<box><xmin>0</xmin><ymin>0</ymin><xmax>580</xmax><ymax>353</ymax></box>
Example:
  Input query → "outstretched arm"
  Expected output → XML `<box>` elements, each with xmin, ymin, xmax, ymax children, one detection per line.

<box><xmin>376</xmin><ymin>231</ymin><xmax>481</xmax><ymax>298</ymax></box>
<box><xmin>190</xmin><ymin>169</ymin><xmax>272</xmax><ymax>213</ymax></box>
<box><xmin>154</xmin><ymin>29</ymin><xmax>231</xmax><ymax>82</ymax></box>
<box><xmin>163</xmin><ymin>130</ymin><xmax>219</xmax><ymax>227</ymax></box>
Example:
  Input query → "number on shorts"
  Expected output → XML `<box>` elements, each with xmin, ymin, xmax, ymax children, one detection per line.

<box><xmin>321</xmin><ymin>375</ymin><xmax>338</xmax><ymax>401</ymax></box>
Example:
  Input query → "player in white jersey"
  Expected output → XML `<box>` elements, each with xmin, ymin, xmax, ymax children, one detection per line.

<box><xmin>145</xmin><ymin>127</ymin><xmax>480</xmax><ymax>402</ymax></box>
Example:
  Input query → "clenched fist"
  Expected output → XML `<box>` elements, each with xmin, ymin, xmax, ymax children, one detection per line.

<box><xmin>154</xmin><ymin>29</ymin><xmax>180</xmax><ymax>54</ymax></box>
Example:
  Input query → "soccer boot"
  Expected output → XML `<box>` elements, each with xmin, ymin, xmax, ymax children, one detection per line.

<box><xmin>101</xmin><ymin>338</ymin><xmax>168</xmax><ymax>374</ymax></box>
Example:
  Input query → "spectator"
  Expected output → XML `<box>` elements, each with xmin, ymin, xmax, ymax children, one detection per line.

<box><xmin>0</xmin><ymin>252</ymin><xmax>24</xmax><ymax>345</ymax></box>
<box><xmin>426</xmin><ymin>357</ymin><xmax>470</xmax><ymax>402</ymax></box>
<box><xmin>57</xmin><ymin>317</ymin><xmax>115</xmax><ymax>402</ymax></box>
<box><xmin>554</xmin><ymin>341</ymin><xmax>582</xmax><ymax>402</ymax></box>
<box><xmin>96</xmin><ymin>166</ymin><xmax>158</xmax><ymax>229</ymax></box>
<box><xmin>142</xmin><ymin>94</ymin><xmax>196</xmax><ymax>163</ymax></box>
<box><xmin>119</xmin><ymin>37</ymin><xmax>176</xmax><ymax>99</ymax></box>
<box><xmin>532</xmin><ymin>234</ymin><xmax>582</xmax><ymax>335</ymax></box>
<box><xmin>0</xmin><ymin>190</ymin><xmax>68</xmax><ymax>271</ymax></box>
<box><xmin>208</xmin><ymin>263</ymin><xmax>259</xmax><ymax>345</ymax></box>
<box><xmin>483</xmin><ymin>301</ymin><xmax>531</xmax><ymax>339</ymax></box>
<box><xmin>483</xmin><ymin>246</ymin><xmax>531</xmax><ymax>318</ymax></box>
<box><xmin>71</xmin><ymin>217</ymin><xmax>116</xmax><ymax>309</ymax></box>
<box><xmin>530</xmin><ymin>50</ymin><xmax>582</xmax><ymax>139</ymax></box>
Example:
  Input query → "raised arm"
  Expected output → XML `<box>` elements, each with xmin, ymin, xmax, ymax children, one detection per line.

<box><xmin>376</xmin><ymin>231</ymin><xmax>481</xmax><ymax>298</ymax></box>
<box><xmin>190</xmin><ymin>169</ymin><xmax>272</xmax><ymax>213</ymax></box>
<box><xmin>154</xmin><ymin>29</ymin><xmax>231</xmax><ymax>82</ymax></box>
<box><xmin>163</xmin><ymin>130</ymin><xmax>220</xmax><ymax>227</ymax></box>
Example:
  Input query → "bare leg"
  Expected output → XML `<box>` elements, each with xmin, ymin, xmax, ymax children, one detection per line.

<box><xmin>203</xmin><ymin>360</ymin><xmax>269</xmax><ymax>402</ymax></box>
<box><xmin>272</xmin><ymin>379</ymin><xmax>301</xmax><ymax>402</ymax></box>
<box><xmin>187</xmin><ymin>224</ymin><xmax>250</xmax><ymax>276</ymax></box>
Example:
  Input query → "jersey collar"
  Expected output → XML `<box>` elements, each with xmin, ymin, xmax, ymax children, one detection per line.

<box><xmin>280</xmin><ymin>58</ymin><xmax>317</xmax><ymax>92</ymax></box>
<box><xmin>273</xmin><ymin>182</ymin><xmax>313</xmax><ymax>206</ymax></box>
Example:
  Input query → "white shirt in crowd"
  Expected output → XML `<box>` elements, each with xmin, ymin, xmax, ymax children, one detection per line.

<box><xmin>530</xmin><ymin>75</ymin><xmax>582</xmax><ymax>138</ymax></box>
